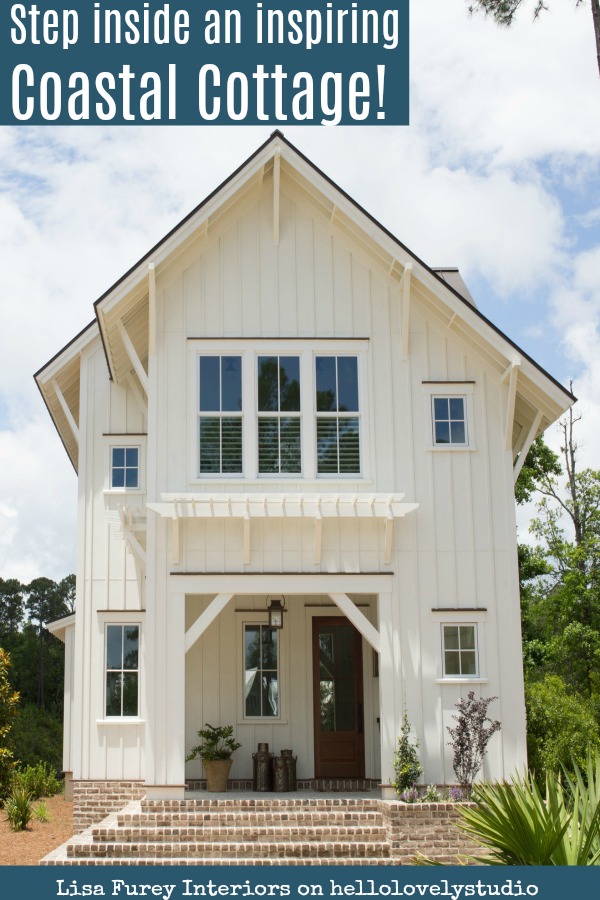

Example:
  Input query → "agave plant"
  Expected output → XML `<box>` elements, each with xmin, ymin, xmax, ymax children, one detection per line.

<box><xmin>416</xmin><ymin>749</ymin><xmax>600</xmax><ymax>866</ymax></box>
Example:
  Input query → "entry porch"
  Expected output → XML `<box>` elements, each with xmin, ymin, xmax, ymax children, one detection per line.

<box><xmin>143</xmin><ymin>574</ymin><xmax>401</xmax><ymax>800</ymax></box>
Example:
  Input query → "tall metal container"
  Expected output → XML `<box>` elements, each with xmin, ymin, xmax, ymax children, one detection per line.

<box><xmin>281</xmin><ymin>749</ymin><xmax>297</xmax><ymax>791</ymax></box>
<box><xmin>273</xmin><ymin>754</ymin><xmax>289</xmax><ymax>792</ymax></box>
<box><xmin>252</xmin><ymin>742</ymin><xmax>273</xmax><ymax>792</ymax></box>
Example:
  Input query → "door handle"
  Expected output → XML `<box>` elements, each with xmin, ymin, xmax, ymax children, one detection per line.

<box><xmin>358</xmin><ymin>703</ymin><xmax>364</xmax><ymax>734</ymax></box>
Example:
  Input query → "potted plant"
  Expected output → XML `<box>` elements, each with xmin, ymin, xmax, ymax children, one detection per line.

<box><xmin>186</xmin><ymin>723</ymin><xmax>241</xmax><ymax>792</ymax></box>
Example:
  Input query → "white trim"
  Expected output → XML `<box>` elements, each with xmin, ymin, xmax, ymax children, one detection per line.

<box><xmin>171</xmin><ymin>573</ymin><xmax>394</xmax><ymax>595</ymax></box>
<box><xmin>237</xmin><ymin>613</ymin><xmax>286</xmax><ymax>724</ymax></box>
<box><xmin>422</xmin><ymin>382</ymin><xmax>475</xmax><ymax>451</ymax></box>
<box><xmin>440</xmin><ymin>622</ymin><xmax>480</xmax><ymax>680</ymax></box>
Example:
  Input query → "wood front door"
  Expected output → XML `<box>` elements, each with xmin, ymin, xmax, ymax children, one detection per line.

<box><xmin>312</xmin><ymin>618</ymin><xmax>365</xmax><ymax>778</ymax></box>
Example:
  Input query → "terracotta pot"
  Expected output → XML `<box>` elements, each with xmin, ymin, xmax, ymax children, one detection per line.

<box><xmin>204</xmin><ymin>758</ymin><xmax>233</xmax><ymax>792</ymax></box>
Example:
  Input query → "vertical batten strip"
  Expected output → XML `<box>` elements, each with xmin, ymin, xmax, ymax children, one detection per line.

<box><xmin>401</xmin><ymin>263</ymin><xmax>412</xmax><ymax>357</ymax></box>
<box><xmin>273</xmin><ymin>147</ymin><xmax>281</xmax><ymax>246</ymax></box>
<box><xmin>148</xmin><ymin>263</ymin><xmax>156</xmax><ymax>357</ymax></box>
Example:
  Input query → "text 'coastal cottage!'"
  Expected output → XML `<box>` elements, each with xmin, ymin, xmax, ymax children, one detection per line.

<box><xmin>36</xmin><ymin>132</ymin><xmax>573</xmax><ymax>828</ymax></box>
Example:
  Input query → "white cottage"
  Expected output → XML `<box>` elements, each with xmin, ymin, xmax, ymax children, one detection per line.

<box><xmin>37</xmin><ymin>132</ymin><xmax>573</xmax><ymax>825</ymax></box>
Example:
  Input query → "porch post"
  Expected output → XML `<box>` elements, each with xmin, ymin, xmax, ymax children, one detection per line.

<box><xmin>144</xmin><ymin>570</ymin><xmax>186</xmax><ymax>800</ymax></box>
<box><xmin>378</xmin><ymin>591</ymin><xmax>398</xmax><ymax>796</ymax></box>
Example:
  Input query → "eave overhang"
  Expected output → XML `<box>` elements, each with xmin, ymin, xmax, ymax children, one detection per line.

<box><xmin>46</xmin><ymin>612</ymin><xmax>76</xmax><ymax>642</ymax></box>
<box><xmin>34</xmin><ymin>320</ymin><xmax>100</xmax><ymax>472</ymax></box>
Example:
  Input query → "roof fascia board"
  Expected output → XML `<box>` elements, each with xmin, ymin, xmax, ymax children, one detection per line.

<box><xmin>94</xmin><ymin>146</ymin><xmax>276</xmax><ymax>324</ymax></box>
<box><xmin>275</xmin><ymin>132</ymin><xmax>574</xmax><ymax>407</ymax></box>
<box><xmin>34</xmin><ymin>320</ymin><xmax>98</xmax><ymax>385</ymax></box>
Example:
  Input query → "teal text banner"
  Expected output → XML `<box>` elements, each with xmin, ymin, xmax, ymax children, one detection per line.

<box><xmin>0</xmin><ymin>0</ymin><xmax>409</xmax><ymax>125</ymax></box>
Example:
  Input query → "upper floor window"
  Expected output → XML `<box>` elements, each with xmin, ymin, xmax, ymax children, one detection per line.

<box><xmin>315</xmin><ymin>356</ymin><xmax>360</xmax><ymax>475</ymax></box>
<box><xmin>244</xmin><ymin>624</ymin><xmax>279</xmax><ymax>717</ymax></box>
<box><xmin>432</xmin><ymin>396</ymin><xmax>467</xmax><ymax>446</ymax></box>
<box><xmin>198</xmin><ymin>355</ymin><xmax>242</xmax><ymax>474</ymax></box>
<box><xmin>257</xmin><ymin>356</ymin><xmax>301</xmax><ymax>475</ymax></box>
<box><xmin>105</xmin><ymin>624</ymin><xmax>140</xmax><ymax>717</ymax></box>
<box><xmin>442</xmin><ymin>624</ymin><xmax>477</xmax><ymax>677</ymax></box>
<box><xmin>111</xmin><ymin>446</ymin><xmax>139</xmax><ymax>489</ymax></box>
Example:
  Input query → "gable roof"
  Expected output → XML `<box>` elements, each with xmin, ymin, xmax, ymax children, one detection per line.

<box><xmin>35</xmin><ymin>130</ymin><xmax>575</xmax><ymax>473</ymax></box>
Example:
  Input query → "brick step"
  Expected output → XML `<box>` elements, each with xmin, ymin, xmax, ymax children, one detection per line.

<box><xmin>117</xmin><ymin>811</ymin><xmax>384</xmax><ymax>828</ymax></box>
<box><xmin>68</xmin><ymin>840</ymin><xmax>391</xmax><ymax>860</ymax></box>
<box><xmin>141</xmin><ymin>798</ymin><xmax>381</xmax><ymax>812</ymax></box>
<box><xmin>45</xmin><ymin>855</ymin><xmax>396</xmax><ymax>867</ymax></box>
<box><xmin>93</xmin><ymin>824</ymin><xmax>388</xmax><ymax>843</ymax></box>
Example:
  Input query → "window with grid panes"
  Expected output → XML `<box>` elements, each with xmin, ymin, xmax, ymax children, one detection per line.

<box><xmin>198</xmin><ymin>355</ymin><xmax>243</xmax><ymax>474</ymax></box>
<box><xmin>442</xmin><ymin>624</ymin><xmax>477</xmax><ymax>676</ymax></box>
<box><xmin>315</xmin><ymin>356</ymin><xmax>360</xmax><ymax>475</ymax></box>
<box><xmin>257</xmin><ymin>356</ymin><xmax>301</xmax><ymax>475</ymax></box>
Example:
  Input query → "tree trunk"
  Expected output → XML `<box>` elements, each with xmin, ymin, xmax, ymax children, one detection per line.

<box><xmin>592</xmin><ymin>0</ymin><xmax>600</xmax><ymax>78</ymax></box>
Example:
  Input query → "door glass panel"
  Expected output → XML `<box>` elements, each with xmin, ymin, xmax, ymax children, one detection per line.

<box><xmin>317</xmin><ymin>624</ymin><xmax>356</xmax><ymax>732</ymax></box>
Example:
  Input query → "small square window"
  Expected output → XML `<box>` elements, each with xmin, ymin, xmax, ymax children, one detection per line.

<box><xmin>432</xmin><ymin>396</ymin><xmax>467</xmax><ymax>446</ymax></box>
<box><xmin>442</xmin><ymin>624</ymin><xmax>478</xmax><ymax>677</ymax></box>
<box><xmin>111</xmin><ymin>446</ymin><xmax>139</xmax><ymax>489</ymax></box>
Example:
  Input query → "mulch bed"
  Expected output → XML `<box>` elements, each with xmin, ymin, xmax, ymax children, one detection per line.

<box><xmin>0</xmin><ymin>794</ymin><xmax>74</xmax><ymax>865</ymax></box>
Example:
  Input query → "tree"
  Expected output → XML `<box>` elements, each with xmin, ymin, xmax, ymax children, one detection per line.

<box><xmin>0</xmin><ymin>579</ymin><xmax>24</xmax><ymax>639</ymax></box>
<box><xmin>525</xmin><ymin>675</ymin><xmax>599</xmax><ymax>776</ymax></box>
<box><xmin>468</xmin><ymin>0</ymin><xmax>600</xmax><ymax>79</ymax></box>
<box><xmin>0</xmin><ymin>648</ymin><xmax>20</xmax><ymax>800</ymax></box>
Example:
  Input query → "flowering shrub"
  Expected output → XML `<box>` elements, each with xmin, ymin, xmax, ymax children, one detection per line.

<box><xmin>399</xmin><ymin>785</ymin><xmax>420</xmax><ymax>803</ymax></box>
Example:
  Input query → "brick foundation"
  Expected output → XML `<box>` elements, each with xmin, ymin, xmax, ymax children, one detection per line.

<box><xmin>73</xmin><ymin>781</ymin><xmax>146</xmax><ymax>833</ymax></box>
<box><xmin>381</xmin><ymin>801</ymin><xmax>481</xmax><ymax>864</ymax></box>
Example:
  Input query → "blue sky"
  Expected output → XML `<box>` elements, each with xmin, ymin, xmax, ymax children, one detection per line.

<box><xmin>0</xmin><ymin>0</ymin><xmax>599</xmax><ymax>582</ymax></box>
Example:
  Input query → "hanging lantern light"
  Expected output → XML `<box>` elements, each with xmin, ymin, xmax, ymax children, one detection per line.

<box><xmin>266</xmin><ymin>595</ymin><xmax>286</xmax><ymax>629</ymax></box>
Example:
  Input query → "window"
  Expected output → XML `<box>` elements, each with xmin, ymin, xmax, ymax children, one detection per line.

<box><xmin>198</xmin><ymin>355</ymin><xmax>242</xmax><ymax>474</ymax></box>
<box><xmin>432</xmin><ymin>396</ymin><xmax>467</xmax><ymax>446</ymax></box>
<box><xmin>315</xmin><ymin>356</ymin><xmax>360</xmax><ymax>474</ymax></box>
<box><xmin>111</xmin><ymin>447</ymin><xmax>139</xmax><ymax>489</ymax></box>
<box><xmin>244</xmin><ymin>624</ymin><xmax>279</xmax><ymax>717</ymax></box>
<box><xmin>442</xmin><ymin>624</ymin><xmax>477</xmax><ymax>677</ymax></box>
<box><xmin>257</xmin><ymin>356</ymin><xmax>301</xmax><ymax>475</ymax></box>
<box><xmin>105</xmin><ymin>624</ymin><xmax>139</xmax><ymax>716</ymax></box>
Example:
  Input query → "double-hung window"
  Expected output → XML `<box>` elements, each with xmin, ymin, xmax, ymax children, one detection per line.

<box><xmin>257</xmin><ymin>356</ymin><xmax>301</xmax><ymax>475</ymax></box>
<box><xmin>105</xmin><ymin>624</ymin><xmax>140</xmax><ymax>717</ymax></box>
<box><xmin>315</xmin><ymin>356</ymin><xmax>360</xmax><ymax>475</ymax></box>
<box><xmin>442</xmin><ymin>624</ymin><xmax>478</xmax><ymax>677</ymax></box>
<box><xmin>198</xmin><ymin>355</ymin><xmax>242</xmax><ymax>474</ymax></box>
<box><xmin>244</xmin><ymin>624</ymin><xmax>279</xmax><ymax>717</ymax></box>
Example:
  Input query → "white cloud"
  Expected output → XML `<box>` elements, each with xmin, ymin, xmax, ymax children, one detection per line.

<box><xmin>0</xmin><ymin>0</ymin><xmax>599</xmax><ymax>580</ymax></box>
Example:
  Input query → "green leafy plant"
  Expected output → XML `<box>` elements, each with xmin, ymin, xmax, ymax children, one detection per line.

<box><xmin>33</xmin><ymin>801</ymin><xmax>50</xmax><ymax>823</ymax></box>
<box><xmin>186</xmin><ymin>724</ymin><xmax>241</xmax><ymax>761</ymax></box>
<box><xmin>447</xmin><ymin>692</ymin><xmax>500</xmax><ymax>795</ymax></box>
<box><xmin>5</xmin><ymin>786</ymin><xmax>33</xmax><ymax>832</ymax></box>
<box><xmin>13</xmin><ymin>761</ymin><xmax>61</xmax><ymax>799</ymax></box>
<box><xmin>424</xmin><ymin>783</ymin><xmax>440</xmax><ymax>802</ymax></box>
<box><xmin>417</xmin><ymin>755</ymin><xmax>600</xmax><ymax>866</ymax></box>
<box><xmin>392</xmin><ymin>712</ymin><xmax>423</xmax><ymax>796</ymax></box>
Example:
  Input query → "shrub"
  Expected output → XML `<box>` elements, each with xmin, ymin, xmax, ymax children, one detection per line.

<box><xmin>10</xmin><ymin>703</ymin><xmax>62</xmax><ymax>772</ymax></box>
<box><xmin>525</xmin><ymin>675</ymin><xmax>600</xmax><ymax>778</ymax></box>
<box><xmin>5</xmin><ymin>787</ymin><xmax>32</xmax><ymax>832</ymax></box>
<box><xmin>33</xmin><ymin>801</ymin><xmax>50</xmax><ymax>823</ymax></box>
<box><xmin>13</xmin><ymin>761</ymin><xmax>61</xmax><ymax>799</ymax></box>
<box><xmin>392</xmin><ymin>712</ymin><xmax>423</xmax><ymax>796</ymax></box>
<box><xmin>447</xmin><ymin>692</ymin><xmax>500</xmax><ymax>795</ymax></box>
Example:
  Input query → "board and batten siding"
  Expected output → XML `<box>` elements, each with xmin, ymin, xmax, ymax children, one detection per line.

<box><xmin>72</xmin><ymin>164</ymin><xmax>525</xmax><ymax>785</ymax></box>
